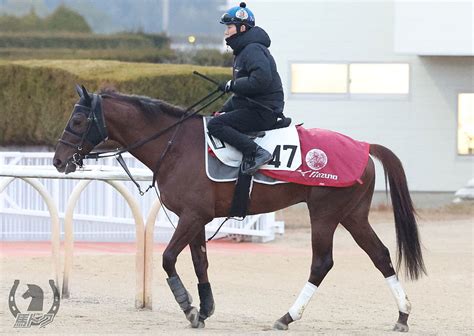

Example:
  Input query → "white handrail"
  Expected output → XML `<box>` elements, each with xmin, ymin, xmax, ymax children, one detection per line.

<box><xmin>1</xmin><ymin>158</ymin><xmax>284</xmax><ymax>309</ymax></box>
<box><xmin>0</xmin><ymin>177</ymin><xmax>61</xmax><ymax>291</ymax></box>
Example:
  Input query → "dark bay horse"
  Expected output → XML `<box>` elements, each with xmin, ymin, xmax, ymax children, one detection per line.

<box><xmin>53</xmin><ymin>86</ymin><xmax>426</xmax><ymax>331</ymax></box>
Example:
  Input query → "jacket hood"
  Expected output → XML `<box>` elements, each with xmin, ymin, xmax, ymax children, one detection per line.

<box><xmin>226</xmin><ymin>26</ymin><xmax>271</xmax><ymax>55</ymax></box>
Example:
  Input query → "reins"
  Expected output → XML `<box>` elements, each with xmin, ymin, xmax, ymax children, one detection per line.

<box><xmin>85</xmin><ymin>87</ymin><xmax>222</xmax><ymax>161</ymax></box>
<box><xmin>65</xmin><ymin>72</ymin><xmax>261</xmax><ymax>241</ymax></box>
<box><xmin>89</xmin><ymin>86</ymin><xmax>225</xmax><ymax>196</ymax></box>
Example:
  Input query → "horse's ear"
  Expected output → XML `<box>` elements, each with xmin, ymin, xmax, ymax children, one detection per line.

<box><xmin>75</xmin><ymin>84</ymin><xmax>83</xmax><ymax>98</ymax></box>
<box><xmin>81</xmin><ymin>85</ymin><xmax>91</xmax><ymax>103</ymax></box>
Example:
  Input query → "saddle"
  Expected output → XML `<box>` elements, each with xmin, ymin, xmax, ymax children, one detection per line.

<box><xmin>204</xmin><ymin>117</ymin><xmax>302</xmax><ymax>170</ymax></box>
<box><xmin>204</xmin><ymin>116</ymin><xmax>298</xmax><ymax>218</ymax></box>
<box><xmin>205</xmin><ymin>119</ymin><xmax>371</xmax><ymax>188</ymax></box>
<box><xmin>203</xmin><ymin>118</ymin><xmax>371</xmax><ymax>217</ymax></box>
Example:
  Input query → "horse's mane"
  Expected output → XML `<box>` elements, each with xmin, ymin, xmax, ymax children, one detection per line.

<box><xmin>99</xmin><ymin>89</ymin><xmax>201</xmax><ymax>120</ymax></box>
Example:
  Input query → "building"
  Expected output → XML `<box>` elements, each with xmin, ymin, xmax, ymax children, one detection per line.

<box><xmin>240</xmin><ymin>0</ymin><xmax>473</xmax><ymax>195</ymax></box>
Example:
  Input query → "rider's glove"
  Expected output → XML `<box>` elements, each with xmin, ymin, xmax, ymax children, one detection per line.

<box><xmin>218</xmin><ymin>80</ymin><xmax>233</xmax><ymax>93</ymax></box>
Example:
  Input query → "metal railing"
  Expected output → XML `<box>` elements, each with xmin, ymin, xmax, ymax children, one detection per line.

<box><xmin>0</xmin><ymin>152</ymin><xmax>284</xmax><ymax>243</ymax></box>
<box><xmin>0</xmin><ymin>151</ymin><xmax>285</xmax><ymax>309</ymax></box>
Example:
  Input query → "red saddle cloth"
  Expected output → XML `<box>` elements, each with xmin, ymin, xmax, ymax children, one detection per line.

<box><xmin>261</xmin><ymin>126</ymin><xmax>370</xmax><ymax>187</ymax></box>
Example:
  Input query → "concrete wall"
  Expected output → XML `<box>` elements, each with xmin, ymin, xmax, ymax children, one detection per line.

<box><xmin>248</xmin><ymin>0</ymin><xmax>474</xmax><ymax>192</ymax></box>
<box><xmin>394</xmin><ymin>0</ymin><xmax>474</xmax><ymax>55</ymax></box>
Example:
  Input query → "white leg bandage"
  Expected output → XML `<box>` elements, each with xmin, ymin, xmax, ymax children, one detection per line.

<box><xmin>386</xmin><ymin>275</ymin><xmax>411</xmax><ymax>314</ymax></box>
<box><xmin>288</xmin><ymin>282</ymin><xmax>317</xmax><ymax>321</ymax></box>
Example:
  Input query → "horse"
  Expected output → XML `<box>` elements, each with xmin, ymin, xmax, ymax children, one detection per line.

<box><xmin>53</xmin><ymin>85</ymin><xmax>426</xmax><ymax>331</ymax></box>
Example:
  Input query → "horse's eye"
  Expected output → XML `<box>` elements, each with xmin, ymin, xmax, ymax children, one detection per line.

<box><xmin>70</xmin><ymin>118</ymin><xmax>84</xmax><ymax>131</ymax></box>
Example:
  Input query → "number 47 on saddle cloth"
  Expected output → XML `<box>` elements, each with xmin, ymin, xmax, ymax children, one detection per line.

<box><xmin>204</xmin><ymin>117</ymin><xmax>302</xmax><ymax>171</ymax></box>
<box><xmin>204</xmin><ymin>118</ymin><xmax>370</xmax><ymax>188</ymax></box>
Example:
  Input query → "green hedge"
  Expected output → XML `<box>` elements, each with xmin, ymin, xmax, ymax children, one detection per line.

<box><xmin>0</xmin><ymin>32</ymin><xmax>169</xmax><ymax>49</ymax></box>
<box><xmin>175</xmin><ymin>49</ymin><xmax>234</xmax><ymax>67</ymax></box>
<box><xmin>0</xmin><ymin>60</ymin><xmax>231</xmax><ymax>146</ymax></box>
<box><xmin>0</xmin><ymin>48</ymin><xmax>177</xmax><ymax>63</ymax></box>
<box><xmin>0</xmin><ymin>47</ymin><xmax>233</xmax><ymax>67</ymax></box>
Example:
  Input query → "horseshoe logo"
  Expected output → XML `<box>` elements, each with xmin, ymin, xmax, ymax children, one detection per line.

<box><xmin>8</xmin><ymin>280</ymin><xmax>60</xmax><ymax>328</ymax></box>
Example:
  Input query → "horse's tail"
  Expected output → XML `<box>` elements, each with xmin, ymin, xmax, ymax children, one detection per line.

<box><xmin>369</xmin><ymin>144</ymin><xmax>426</xmax><ymax>280</ymax></box>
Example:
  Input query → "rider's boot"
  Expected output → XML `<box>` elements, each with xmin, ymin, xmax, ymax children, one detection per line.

<box><xmin>241</xmin><ymin>145</ymin><xmax>272</xmax><ymax>175</ymax></box>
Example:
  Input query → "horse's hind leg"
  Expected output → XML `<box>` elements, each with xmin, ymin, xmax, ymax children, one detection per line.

<box><xmin>341</xmin><ymin>213</ymin><xmax>411</xmax><ymax>332</ymax></box>
<box><xmin>189</xmin><ymin>228</ymin><xmax>215</xmax><ymax>328</ymax></box>
<box><xmin>274</xmin><ymin>211</ymin><xmax>339</xmax><ymax>330</ymax></box>
<box><xmin>162</xmin><ymin>212</ymin><xmax>210</xmax><ymax>328</ymax></box>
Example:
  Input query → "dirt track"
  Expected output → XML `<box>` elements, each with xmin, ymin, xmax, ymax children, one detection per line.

<box><xmin>0</xmin><ymin>206</ymin><xmax>472</xmax><ymax>335</ymax></box>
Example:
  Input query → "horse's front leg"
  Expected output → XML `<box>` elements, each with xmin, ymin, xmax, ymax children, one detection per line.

<box><xmin>163</xmin><ymin>212</ymin><xmax>208</xmax><ymax>328</ymax></box>
<box><xmin>189</xmin><ymin>228</ymin><xmax>215</xmax><ymax>328</ymax></box>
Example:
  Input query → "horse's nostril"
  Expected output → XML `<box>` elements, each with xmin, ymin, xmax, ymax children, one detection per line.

<box><xmin>53</xmin><ymin>158</ymin><xmax>62</xmax><ymax>167</ymax></box>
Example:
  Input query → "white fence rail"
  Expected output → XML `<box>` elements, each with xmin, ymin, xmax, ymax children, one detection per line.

<box><xmin>0</xmin><ymin>152</ymin><xmax>284</xmax><ymax>243</ymax></box>
<box><xmin>1</xmin><ymin>151</ymin><xmax>285</xmax><ymax>309</ymax></box>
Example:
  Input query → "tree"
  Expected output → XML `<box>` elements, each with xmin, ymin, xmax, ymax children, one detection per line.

<box><xmin>45</xmin><ymin>5</ymin><xmax>91</xmax><ymax>33</ymax></box>
<box><xmin>0</xmin><ymin>7</ymin><xmax>44</xmax><ymax>32</ymax></box>
<box><xmin>22</xmin><ymin>7</ymin><xmax>44</xmax><ymax>31</ymax></box>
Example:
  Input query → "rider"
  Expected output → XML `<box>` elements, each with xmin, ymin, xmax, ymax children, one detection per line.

<box><xmin>207</xmin><ymin>2</ymin><xmax>285</xmax><ymax>175</ymax></box>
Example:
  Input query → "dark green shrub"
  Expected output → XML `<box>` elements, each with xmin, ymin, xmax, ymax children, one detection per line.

<box><xmin>0</xmin><ymin>32</ymin><xmax>169</xmax><ymax>49</ymax></box>
<box><xmin>0</xmin><ymin>60</ymin><xmax>231</xmax><ymax>146</ymax></box>
<box><xmin>45</xmin><ymin>5</ymin><xmax>92</xmax><ymax>33</ymax></box>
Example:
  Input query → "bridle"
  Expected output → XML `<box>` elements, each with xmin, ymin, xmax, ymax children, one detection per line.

<box><xmin>58</xmin><ymin>93</ymin><xmax>108</xmax><ymax>167</ymax></box>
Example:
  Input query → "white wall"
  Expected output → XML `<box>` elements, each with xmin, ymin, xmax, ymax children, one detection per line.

<box><xmin>394</xmin><ymin>0</ymin><xmax>474</xmax><ymax>55</ymax></box>
<box><xmin>249</xmin><ymin>0</ymin><xmax>474</xmax><ymax>191</ymax></box>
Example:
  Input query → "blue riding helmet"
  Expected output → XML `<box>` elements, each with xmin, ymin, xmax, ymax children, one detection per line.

<box><xmin>220</xmin><ymin>2</ymin><xmax>255</xmax><ymax>27</ymax></box>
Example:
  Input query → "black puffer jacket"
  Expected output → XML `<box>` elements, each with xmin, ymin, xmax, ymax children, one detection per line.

<box><xmin>222</xmin><ymin>26</ymin><xmax>284</xmax><ymax>114</ymax></box>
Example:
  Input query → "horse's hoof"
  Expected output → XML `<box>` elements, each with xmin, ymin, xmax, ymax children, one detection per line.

<box><xmin>196</xmin><ymin>320</ymin><xmax>205</xmax><ymax>328</ymax></box>
<box><xmin>393</xmin><ymin>322</ymin><xmax>409</xmax><ymax>332</ymax></box>
<box><xmin>273</xmin><ymin>320</ymin><xmax>289</xmax><ymax>330</ymax></box>
<box><xmin>185</xmin><ymin>307</ymin><xmax>200</xmax><ymax>328</ymax></box>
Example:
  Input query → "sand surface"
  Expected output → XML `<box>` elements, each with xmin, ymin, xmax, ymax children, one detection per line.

<box><xmin>0</xmin><ymin>206</ymin><xmax>472</xmax><ymax>335</ymax></box>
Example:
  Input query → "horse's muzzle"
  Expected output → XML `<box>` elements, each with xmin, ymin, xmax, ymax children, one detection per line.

<box><xmin>53</xmin><ymin>158</ymin><xmax>77</xmax><ymax>174</ymax></box>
